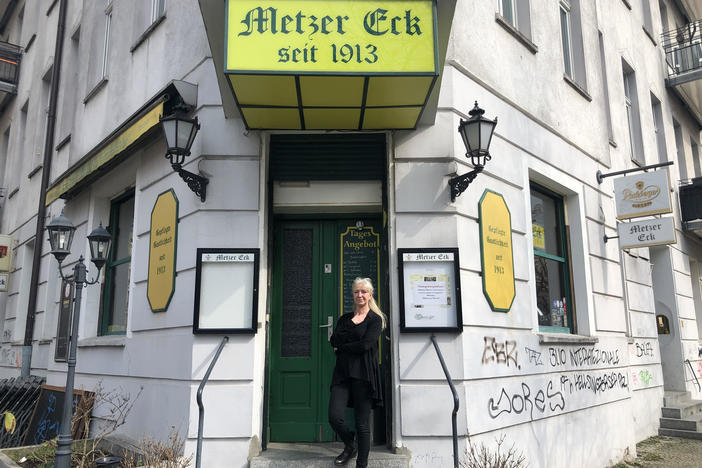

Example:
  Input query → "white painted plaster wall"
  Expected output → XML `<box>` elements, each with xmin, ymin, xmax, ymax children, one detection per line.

<box><xmin>0</xmin><ymin>0</ymin><xmax>698</xmax><ymax>467</ymax></box>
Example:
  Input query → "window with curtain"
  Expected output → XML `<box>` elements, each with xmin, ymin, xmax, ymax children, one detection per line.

<box><xmin>100</xmin><ymin>190</ymin><xmax>135</xmax><ymax>335</ymax></box>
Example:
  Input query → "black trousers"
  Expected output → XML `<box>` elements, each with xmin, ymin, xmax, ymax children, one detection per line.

<box><xmin>328</xmin><ymin>379</ymin><xmax>372</xmax><ymax>467</ymax></box>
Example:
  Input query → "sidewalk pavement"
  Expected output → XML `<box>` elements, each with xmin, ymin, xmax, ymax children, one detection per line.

<box><xmin>611</xmin><ymin>435</ymin><xmax>702</xmax><ymax>467</ymax></box>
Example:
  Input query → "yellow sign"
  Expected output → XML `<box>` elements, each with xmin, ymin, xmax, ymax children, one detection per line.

<box><xmin>224</xmin><ymin>0</ymin><xmax>438</xmax><ymax>130</ymax></box>
<box><xmin>0</xmin><ymin>235</ymin><xmax>12</xmax><ymax>272</ymax></box>
<box><xmin>479</xmin><ymin>190</ymin><xmax>515</xmax><ymax>312</ymax></box>
<box><xmin>148</xmin><ymin>189</ymin><xmax>178</xmax><ymax>312</ymax></box>
<box><xmin>226</xmin><ymin>1</ymin><xmax>435</xmax><ymax>73</ymax></box>
<box><xmin>46</xmin><ymin>103</ymin><xmax>165</xmax><ymax>205</ymax></box>
<box><xmin>532</xmin><ymin>224</ymin><xmax>545</xmax><ymax>250</ymax></box>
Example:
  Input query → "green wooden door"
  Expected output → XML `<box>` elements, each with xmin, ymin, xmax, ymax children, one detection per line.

<box><xmin>269</xmin><ymin>218</ymin><xmax>383</xmax><ymax>442</ymax></box>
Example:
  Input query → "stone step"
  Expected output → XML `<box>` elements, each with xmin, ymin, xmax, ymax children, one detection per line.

<box><xmin>660</xmin><ymin>415</ymin><xmax>702</xmax><ymax>431</ymax></box>
<box><xmin>663</xmin><ymin>390</ymin><xmax>691</xmax><ymax>407</ymax></box>
<box><xmin>661</xmin><ymin>399</ymin><xmax>702</xmax><ymax>419</ymax></box>
<box><xmin>250</xmin><ymin>443</ymin><xmax>409</xmax><ymax>468</ymax></box>
<box><xmin>658</xmin><ymin>427</ymin><xmax>702</xmax><ymax>440</ymax></box>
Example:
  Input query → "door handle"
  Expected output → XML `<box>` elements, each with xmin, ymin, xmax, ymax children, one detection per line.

<box><xmin>319</xmin><ymin>316</ymin><xmax>333</xmax><ymax>341</ymax></box>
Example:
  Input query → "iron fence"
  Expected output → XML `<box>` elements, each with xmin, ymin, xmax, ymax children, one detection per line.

<box><xmin>0</xmin><ymin>375</ymin><xmax>45</xmax><ymax>448</ymax></box>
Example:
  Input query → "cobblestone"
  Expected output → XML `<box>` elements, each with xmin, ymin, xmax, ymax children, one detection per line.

<box><xmin>611</xmin><ymin>436</ymin><xmax>702</xmax><ymax>467</ymax></box>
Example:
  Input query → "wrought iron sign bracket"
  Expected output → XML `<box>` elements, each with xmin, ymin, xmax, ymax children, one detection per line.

<box><xmin>603</xmin><ymin>234</ymin><xmax>619</xmax><ymax>244</ymax></box>
<box><xmin>172</xmin><ymin>163</ymin><xmax>208</xmax><ymax>202</ymax></box>
<box><xmin>449</xmin><ymin>165</ymin><xmax>483</xmax><ymax>202</ymax></box>
<box><xmin>596</xmin><ymin>161</ymin><xmax>674</xmax><ymax>184</ymax></box>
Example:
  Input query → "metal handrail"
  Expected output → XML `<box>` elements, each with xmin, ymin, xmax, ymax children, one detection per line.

<box><xmin>684</xmin><ymin>359</ymin><xmax>701</xmax><ymax>392</ymax></box>
<box><xmin>430</xmin><ymin>335</ymin><xmax>459</xmax><ymax>468</ymax></box>
<box><xmin>195</xmin><ymin>336</ymin><xmax>229</xmax><ymax>468</ymax></box>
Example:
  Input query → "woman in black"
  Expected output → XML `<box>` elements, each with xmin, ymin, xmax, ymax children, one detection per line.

<box><xmin>329</xmin><ymin>277</ymin><xmax>386</xmax><ymax>468</ymax></box>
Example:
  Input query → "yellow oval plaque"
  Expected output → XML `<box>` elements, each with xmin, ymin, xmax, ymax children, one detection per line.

<box><xmin>479</xmin><ymin>190</ymin><xmax>515</xmax><ymax>312</ymax></box>
<box><xmin>148</xmin><ymin>189</ymin><xmax>179</xmax><ymax>312</ymax></box>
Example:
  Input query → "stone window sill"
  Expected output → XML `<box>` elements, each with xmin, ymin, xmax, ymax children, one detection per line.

<box><xmin>495</xmin><ymin>14</ymin><xmax>538</xmax><ymax>54</ymax></box>
<box><xmin>643</xmin><ymin>26</ymin><xmax>657</xmax><ymax>46</ymax></box>
<box><xmin>78</xmin><ymin>335</ymin><xmax>125</xmax><ymax>348</ymax></box>
<box><xmin>83</xmin><ymin>77</ymin><xmax>108</xmax><ymax>104</ymax></box>
<box><xmin>563</xmin><ymin>74</ymin><xmax>592</xmax><ymax>102</ymax></box>
<box><xmin>537</xmin><ymin>332</ymin><xmax>599</xmax><ymax>345</ymax></box>
<box><xmin>131</xmin><ymin>14</ymin><xmax>166</xmax><ymax>53</ymax></box>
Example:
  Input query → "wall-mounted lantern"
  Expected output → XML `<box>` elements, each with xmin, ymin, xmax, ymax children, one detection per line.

<box><xmin>448</xmin><ymin>102</ymin><xmax>497</xmax><ymax>202</ymax></box>
<box><xmin>159</xmin><ymin>104</ymin><xmax>208</xmax><ymax>202</ymax></box>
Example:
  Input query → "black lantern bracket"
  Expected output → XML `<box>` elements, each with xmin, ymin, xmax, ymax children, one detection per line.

<box><xmin>172</xmin><ymin>162</ymin><xmax>208</xmax><ymax>203</ymax></box>
<box><xmin>449</xmin><ymin>165</ymin><xmax>484</xmax><ymax>202</ymax></box>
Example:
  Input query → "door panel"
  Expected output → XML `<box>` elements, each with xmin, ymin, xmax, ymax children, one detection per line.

<box><xmin>269</xmin><ymin>218</ymin><xmax>383</xmax><ymax>443</ymax></box>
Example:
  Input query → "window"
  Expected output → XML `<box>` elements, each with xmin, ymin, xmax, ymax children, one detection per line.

<box><xmin>622</xmin><ymin>61</ymin><xmax>644</xmax><ymax>165</ymax></box>
<box><xmin>598</xmin><ymin>32</ymin><xmax>614</xmax><ymax>144</ymax></box>
<box><xmin>531</xmin><ymin>184</ymin><xmax>573</xmax><ymax>334</ymax></box>
<box><xmin>100</xmin><ymin>190</ymin><xmax>134</xmax><ymax>335</ymax></box>
<box><xmin>560</xmin><ymin>1</ymin><xmax>574</xmax><ymax>78</ymax></box>
<box><xmin>498</xmin><ymin>0</ymin><xmax>532</xmax><ymax>40</ymax></box>
<box><xmin>658</xmin><ymin>0</ymin><xmax>669</xmax><ymax>33</ymax></box>
<box><xmin>101</xmin><ymin>5</ymin><xmax>112</xmax><ymax>79</ymax></box>
<box><xmin>151</xmin><ymin>0</ymin><xmax>166</xmax><ymax>23</ymax></box>
<box><xmin>642</xmin><ymin>0</ymin><xmax>654</xmax><ymax>40</ymax></box>
<box><xmin>85</xmin><ymin>1</ymin><xmax>112</xmax><ymax>99</ymax></box>
<box><xmin>559</xmin><ymin>0</ymin><xmax>587</xmax><ymax>90</ymax></box>
<box><xmin>673</xmin><ymin>119</ymin><xmax>687</xmax><ymax>180</ymax></box>
<box><xmin>650</xmin><ymin>93</ymin><xmax>667</xmax><ymax>163</ymax></box>
<box><xmin>692</xmin><ymin>139</ymin><xmax>701</xmax><ymax>178</ymax></box>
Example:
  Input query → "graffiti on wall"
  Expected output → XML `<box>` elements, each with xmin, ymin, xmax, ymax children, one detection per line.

<box><xmin>481</xmin><ymin>337</ymin><xmax>520</xmax><ymax>369</ymax></box>
<box><xmin>459</xmin><ymin>332</ymin><xmax>658</xmax><ymax>435</ymax></box>
<box><xmin>0</xmin><ymin>346</ymin><xmax>20</xmax><ymax>368</ymax></box>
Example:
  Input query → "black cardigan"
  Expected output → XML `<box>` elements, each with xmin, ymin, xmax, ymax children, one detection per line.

<box><xmin>330</xmin><ymin>311</ymin><xmax>383</xmax><ymax>408</ymax></box>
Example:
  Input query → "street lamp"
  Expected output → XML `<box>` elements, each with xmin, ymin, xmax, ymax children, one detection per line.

<box><xmin>159</xmin><ymin>103</ymin><xmax>208</xmax><ymax>202</ymax></box>
<box><xmin>448</xmin><ymin>101</ymin><xmax>498</xmax><ymax>202</ymax></box>
<box><xmin>47</xmin><ymin>212</ymin><xmax>111</xmax><ymax>468</ymax></box>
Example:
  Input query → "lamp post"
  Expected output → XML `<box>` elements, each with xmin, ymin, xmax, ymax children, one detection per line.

<box><xmin>448</xmin><ymin>101</ymin><xmax>498</xmax><ymax>202</ymax></box>
<box><xmin>159</xmin><ymin>103</ymin><xmax>208</xmax><ymax>202</ymax></box>
<box><xmin>47</xmin><ymin>212</ymin><xmax>111</xmax><ymax>468</ymax></box>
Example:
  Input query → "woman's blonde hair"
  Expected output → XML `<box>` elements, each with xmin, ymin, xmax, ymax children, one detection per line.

<box><xmin>352</xmin><ymin>277</ymin><xmax>387</xmax><ymax>330</ymax></box>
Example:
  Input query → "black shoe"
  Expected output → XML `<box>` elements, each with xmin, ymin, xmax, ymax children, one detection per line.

<box><xmin>334</xmin><ymin>444</ymin><xmax>357</xmax><ymax>466</ymax></box>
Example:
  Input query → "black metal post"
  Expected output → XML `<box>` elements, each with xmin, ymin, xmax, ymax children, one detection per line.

<box><xmin>54</xmin><ymin>256</ymin><xmax>87</xmax><ymax>468</ymax></box>
<box><xmin>196</xmin><ymin>336</ymin><xmax>229</xmax><ymax>468</ymax></box>
<box><xmin>430</xmin><ymin>335</ymin><xmax>459</xmax><ymax>468</ymax></box>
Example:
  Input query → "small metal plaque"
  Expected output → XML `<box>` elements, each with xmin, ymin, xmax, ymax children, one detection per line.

<box><xmin>324</xmin><ymin>264</ymin><xmax>332</xmax><ymax>273</ymax></box>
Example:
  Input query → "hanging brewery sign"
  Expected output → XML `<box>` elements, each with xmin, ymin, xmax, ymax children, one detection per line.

<box><xmin>147</xmin><ymin>189</ymin><xmax>178</xmax><ymax>312</ymax></box>
<box><xmin>479</xmin><ymin>190</ymin><xmax>515</xmax><ymax>312</ymax></box>
<box><xmin>0</xmin><ymin>235</ymin><xmax>13</xmax><ymax>272</ymax></box>
<box><xmin>614</xmin><ymin>170</ymin><xmax>672</xmax><ymax>220</ymax></box>
<box><xmin>617</xmin><ymin>217</ymin><xmax>676</xmax><ymax>249</ymax></box>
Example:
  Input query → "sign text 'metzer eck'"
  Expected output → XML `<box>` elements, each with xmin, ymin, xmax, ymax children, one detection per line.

<box><xmin>238</xmin><ymin>6</ymin><xmax>422</xmax><ymax>65</ymax></box>
<box><xmin>226</xmin><ymin>1</ymin><xmax>436</xmax><ymax>73</ymax></box>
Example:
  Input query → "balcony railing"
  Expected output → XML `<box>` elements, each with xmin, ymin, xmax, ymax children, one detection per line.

<box><xmin>679</xmin><ymin>176</ymin><xmax>702</xmax><ymax>230</ymax></box>
<box><xmin>0</xmin><ymin>40</ymin><xmax>20</xmax><ymax>91</ymax></box>
<box><xmin>662</xmin><ymin>19</ymin><xmax>702</xmax><ymax>79</ymax></box>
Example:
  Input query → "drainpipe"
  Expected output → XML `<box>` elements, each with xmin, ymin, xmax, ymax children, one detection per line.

<box><xmin>21</xmin><ymin>0</ymin><xmax>68</xmax><ymax>376</ymax></box>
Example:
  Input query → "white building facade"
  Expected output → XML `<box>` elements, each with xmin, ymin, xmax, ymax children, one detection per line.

<box><xmin>0</xmin><ymin>1</ymin><xmax>700</xmax><ymax>467</ymax></box>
